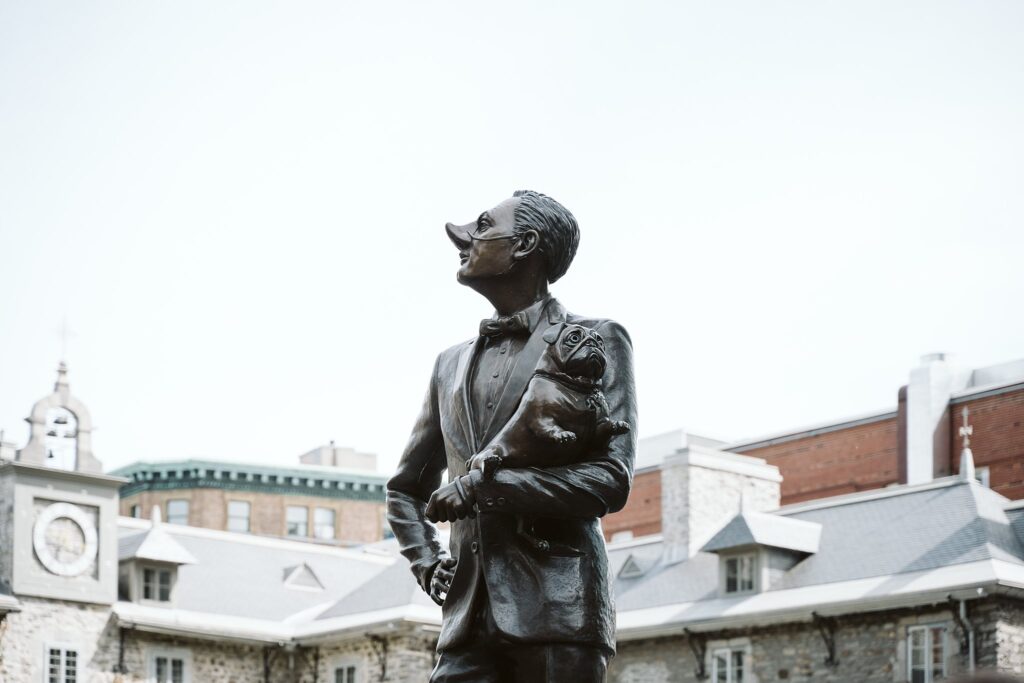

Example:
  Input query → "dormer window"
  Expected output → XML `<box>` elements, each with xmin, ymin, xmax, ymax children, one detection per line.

<box><xmin>143</xmin><ymin>566</ymin><xmax>173</xmax><ymax>602</ymax></box>
<box><xmin>723</xmin><ymin>553</ymin><xmax>757</xmax><ymax>594</ymax></box>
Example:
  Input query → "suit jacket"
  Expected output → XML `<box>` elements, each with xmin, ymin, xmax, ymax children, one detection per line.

<box><xmin>386</xmin><ymin>299</ymin><xmax>637</xmax><ymax>653</ymax></box>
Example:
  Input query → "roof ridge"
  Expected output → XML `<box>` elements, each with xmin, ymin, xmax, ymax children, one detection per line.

<box><xmin>117</xmin><ymin>518</ymin><xmax>394</xmax><ymax>565</ymax></box>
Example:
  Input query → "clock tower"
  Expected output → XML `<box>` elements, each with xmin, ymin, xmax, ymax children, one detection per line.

<box><xmin>0</xmin><ymin>362</ymin><xmax>125</xmax><ymax>604</ymax></box>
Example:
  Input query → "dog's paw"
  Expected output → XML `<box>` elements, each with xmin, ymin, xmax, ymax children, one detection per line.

<box><xmin>553</xmin><ymin>430</ymin><xmax>577</xmax><ymax>444</ymax></box>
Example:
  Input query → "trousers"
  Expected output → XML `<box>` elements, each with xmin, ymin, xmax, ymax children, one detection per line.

<box><xmin>429</xmin><ymin>585</ymin><xmax>609</xmax><ymax>682</ymax></box>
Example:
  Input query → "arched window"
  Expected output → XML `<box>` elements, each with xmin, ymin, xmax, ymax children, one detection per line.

<box><xmin>44</xmin><ymin>407</ymin><xmax>77</xmax><ymax>471</ymax></box>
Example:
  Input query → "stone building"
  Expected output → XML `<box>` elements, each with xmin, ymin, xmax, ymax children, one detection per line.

<box><xmin>604</xmin><ymin>354</ymin><xmax>1024</xmax><ymax>541</ymax></box>
<box><xmin>2</xmin><ymin>362</ymin><xmax>1024</xmax><ymax>682</ymax></box>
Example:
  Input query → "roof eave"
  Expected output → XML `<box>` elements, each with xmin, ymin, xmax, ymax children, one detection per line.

<box><xmin>617</xmin><ymin>579</ymin><xmax>1010</xmax><ymax>642</ymax></box>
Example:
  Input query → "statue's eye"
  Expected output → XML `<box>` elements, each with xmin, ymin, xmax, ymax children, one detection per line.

<box><xmin>566</xmin><ymin>331</ymin><xmax>583</xmax><ymax>344</ymax></box>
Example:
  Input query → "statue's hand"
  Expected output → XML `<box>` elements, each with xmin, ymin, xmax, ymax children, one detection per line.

<box><xmin>426</xmin><ymin>478</ymin><xmax>476</xmax><ymax>522</ymax></box>
<box><xmin>429</xmin><ymin>557</ymin><xmax>458</xmax><ymax>606</ymax></box>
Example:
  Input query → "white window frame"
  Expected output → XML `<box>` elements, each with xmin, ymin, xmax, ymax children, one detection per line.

<box><xmin>707</xmin><ymin>639</ymin><xmax>751</xmax><ymax>683</ymax></box>
<box><xmin>286</xmin><ymin>505</ymin><xmax>309</xmax><ymax>537</ymax></box>
<box><xmin>140</xmin><ymin>565</ymin><xmax>175</xmax><ymax>603</ymax></box>
<box><xmin>331</xmin><ymin>656</ymin><xmax>363</xmax><ymax>683</ymax></box>
<box><xmin>43</xmin><ymin>642</ymin><xmax>79</xmax><ymax>683</ymax></box>
<box><xmin>227</xmin><ymin>500</ymin><xmax>251</xmax><ymax>533</ymax></box>
<box><xmin>166</xmin><ymin>499</ymin><xmax>189</xmax><ymax>526</ymax></box>
<box><xmin>314</xmin><ymin>507</ymin><xmax>336</xmax><ymax>540</ymax></box>
<box><xmin>907</xmin><ymin>623</ymin><xmax>948</xmax><ymax>683</ymax></box>
<box><xmin>147</xmin><ymin>647</ymin><xmax>193</xmax><ymax>683</ymax></box>
<box><xmin>721</xmin><ymin>551</ymin><xmax>759</xmax><ymax>595</ymax></box>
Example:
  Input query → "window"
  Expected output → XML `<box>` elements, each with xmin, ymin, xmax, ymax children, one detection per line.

<box><xmin>149</xmin><ymin>649</ymin><xmax>191</xmax><ymax>683</ymax></box>
<box><xmin>711</xmin><ymin>648</ymin><xmax>745</xmax><ymax>683</ymax></box>
<box><xmin>46</xmin><ymin>644</ymin><xmax>78</xmax><ymax>683</ymax></box>
<box><xmin>335</xmin><ymin>665</ymin><xmax>358</xmax><ymax>683</ymax></box>
<box><xmin>227</xmin><ymin>501</ymin><xmax>251</xmax><ymax>533</ymax></box>
<box><xmin>130</xmin><ymin>504</ymin><xmax>141</xmax><ymax>518</ymax></box>
<box><xmin>166</xmin><ymin>500</ymin><xmax>189</xmax><ymax>525</ymax></box>
<box><xmin>724</xmin><ymin>554</ymin><xmax>757</xmax><ymax>594</ymax></box>
<box><xmin>314</xmin><ymin>507</ymin><xmax>336</xmax><ymax>540</ymax></box>
<box><xmin>143</xmin><ymin>567</ymin><xmax>172</xmax><ymax>601</ymax></box>
<box><xmin>908</xmin><ymin>625</ymin><xmax>947</xmax><ymax>682</ymax></box>
<box><xmin>286</xmin><ymin>506</ymin><xmax>308</xmax><ymax>537</ymax></box>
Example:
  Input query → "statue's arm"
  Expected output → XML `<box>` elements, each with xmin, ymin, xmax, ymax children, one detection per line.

<box><xmin>386</xmin><ymin>354</ymin><xmax>448</xmax><ymax>592</ymax></box>
<box><xmin>468</xmin><ymin>320</ymin><xmax>637</xmax><ymax>519</ymax></box>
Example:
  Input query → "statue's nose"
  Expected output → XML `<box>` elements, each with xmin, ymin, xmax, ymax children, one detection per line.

<box><xmin>446</xmin><ymin>222</ymin><xmax>473</xmax><ymax>250</ymax></box>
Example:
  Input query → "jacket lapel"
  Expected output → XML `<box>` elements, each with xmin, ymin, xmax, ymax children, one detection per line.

<box><xmin>452</xmin><ymin>338</ymin><xmax>483</xmax><ymax>453</ymax></box>
<box><xmin>479</xmin><ymin>299</ymin><xmax>567</xmax><ymax>447</ymax></box>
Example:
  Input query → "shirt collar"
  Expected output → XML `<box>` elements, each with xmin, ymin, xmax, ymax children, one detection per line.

<box><xmin>491</xmin><ymin>295</ymin><xmax>553</xmax><ymax>333</ymax></box>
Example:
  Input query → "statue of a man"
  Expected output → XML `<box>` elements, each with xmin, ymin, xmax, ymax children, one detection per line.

<box><xmin>387</xmin><ymin>190</ymin><xmax>637</xmax><ymax>682</ymax></box>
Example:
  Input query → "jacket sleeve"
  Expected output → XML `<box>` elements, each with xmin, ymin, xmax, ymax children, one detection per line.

<box><xmin>386</xmin><ymin>354</ymin><xmax>448</xmax><ymax>592</ymax></box>
<box><xmin>470</xmin><ymin>320</ymin><xmax>637</xmax><ymax>519</ymax></box>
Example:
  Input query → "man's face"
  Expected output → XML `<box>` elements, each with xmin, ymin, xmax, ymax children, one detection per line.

<box><xmin>446</xmin><ymin>197</ymin><xmax>521</xmax><ymax>284</ymax></box>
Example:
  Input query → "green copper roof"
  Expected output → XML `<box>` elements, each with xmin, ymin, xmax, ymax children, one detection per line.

<box><xmin>111</xmin><ymin>459</ymin><xmax>388</xmax><ymax>502</ymax></box>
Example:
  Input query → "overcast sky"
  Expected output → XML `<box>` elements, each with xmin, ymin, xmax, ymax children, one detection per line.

<box><xmin>1</xmin><ymin>1</ymin><xmax>1021</xmax><ymax>475</ymax></box>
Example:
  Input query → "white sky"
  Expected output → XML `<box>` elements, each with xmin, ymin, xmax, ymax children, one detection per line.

<box><xmin>1</xmin><ymin>1</ymin><xmax>1022</xmax><ymax>476</ymax></box>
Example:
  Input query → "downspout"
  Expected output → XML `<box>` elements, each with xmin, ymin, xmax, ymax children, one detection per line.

<box><xmin>948</xmin><ymin>596</ymin><xmax>975</xmax><ymax>674</ymax></box>
<box><xmin>960</xmin><ymin>599</ymin><xmax>975</xmax><ymax>675</ymax></box>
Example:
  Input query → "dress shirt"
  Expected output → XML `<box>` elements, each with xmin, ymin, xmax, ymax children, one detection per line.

<box><xmin>469</xmin><ymin>296</ymin><xmax>552</xmax><ymax>441</ymax></box>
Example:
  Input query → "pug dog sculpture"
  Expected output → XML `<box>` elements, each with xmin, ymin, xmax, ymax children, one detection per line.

<box><xmin>468</xmin><ymin>322</ymin><xmax>630</xmax><ymax>551</ymax></box>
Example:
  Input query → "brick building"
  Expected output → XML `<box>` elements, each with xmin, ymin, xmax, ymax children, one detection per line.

<box><xmin>113</xmin><ymin>456</ymin><xmax>388</xmax><ymax>545</ymax></box>
<box><xmin>604</xmin><ymin>354</ymin><xmax>1024</xmax><ymax>541</ymax></box>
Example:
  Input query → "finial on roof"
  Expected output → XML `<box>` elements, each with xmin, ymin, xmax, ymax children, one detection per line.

<box><xmin>151</xmin><ymin>505</ymin><xmax>163</xmax><ymax>525</ymax></box>
<box><xmin>54</xmin><ymin>360</ymin><xmax>69</xmax><ymax>391</ymax></box>
<box><xmin>959</xmin><ymin>406</ymin><xmax>976</xmax><ymax>482</ymax></box>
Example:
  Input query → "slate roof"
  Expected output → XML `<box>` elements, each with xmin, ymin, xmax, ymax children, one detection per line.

<box><xmin>701</xmin><ymin>509</ymin><xmax>821</xmax><ymax>555</ymax></box>
<box><xmin>110</xmin><ymin>475</ymin><xmax>1024</xmax><ymax>644</ymax></box>
<box><xmin>612</xmin><ymin>478</ymin><xmax>1024</xmax><ymax>615</ymax></box>
<box><xmin>119</xmin><ymin>525</ymin><xmax>197</xmax><ymax>565</ymax></box>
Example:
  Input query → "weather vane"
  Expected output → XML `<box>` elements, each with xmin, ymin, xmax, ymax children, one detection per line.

<box><xmin>959</xmin><ymin>405</ymin><xmax>973</xmax><ymax>450</ymax></box>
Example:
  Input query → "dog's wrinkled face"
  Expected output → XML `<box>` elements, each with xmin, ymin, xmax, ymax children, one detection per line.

<box><xmin>545</xmin><ymin>323</ymin><xmax>607</xmax><ymax>379</ymax></box>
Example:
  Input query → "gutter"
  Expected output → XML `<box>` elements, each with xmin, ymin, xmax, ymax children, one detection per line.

<box><xmin>617</xmin><ymin>580</ymin><xmax>1006</xmax><ymax>642</ymax></box>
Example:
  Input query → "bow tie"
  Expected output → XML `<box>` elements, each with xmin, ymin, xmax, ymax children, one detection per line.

<box><xmin>479</xmin><ymin>312</ymin><xmax>530</xmax><ymax>338</ymax></box>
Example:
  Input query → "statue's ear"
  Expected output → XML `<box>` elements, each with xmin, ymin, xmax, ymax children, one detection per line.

<box><xmin>542</xmin><ymin>323</ymin><xmax>565</xmax><ymax>345</ymax></box>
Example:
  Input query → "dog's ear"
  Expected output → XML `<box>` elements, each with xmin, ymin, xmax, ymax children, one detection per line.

<box><xmin>542</xmin><ymin>322</ymin><xmax>566</xmax><ymax>345</ymax></box>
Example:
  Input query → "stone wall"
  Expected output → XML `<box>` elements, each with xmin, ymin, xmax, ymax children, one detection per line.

<box><xmin>0</xmin><ymin>596</ymin><xmax>436</xmax><ymax>683</ymax></box>
<box><xmin>120</xmin><ymin>488</ymin><xmax>384</xmax><ymax>544</ymax></box>
<box><xmin>0</xmin><ymin>472</ymin><xmax>13</xmax><ymax>594</ymax></box>
<box><xmin>661</xmin><ymin>447</ymin><xmax>780</xmax><ymax>560</ymax></box>
<box><xmin>610</xmin><ymin>599</ymin><xmax>1024</xmax><ymax>683</ymax></box>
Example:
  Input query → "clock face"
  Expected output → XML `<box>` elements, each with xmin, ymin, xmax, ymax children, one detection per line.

<box><xmin>33</xmin><ymin>502</ymin><xmax>98</xmax><ymax>577</ymax></box>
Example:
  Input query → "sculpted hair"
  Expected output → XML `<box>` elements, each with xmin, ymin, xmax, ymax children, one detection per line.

<box><xmin>512</xmin><ymin>190</ymin><xmax>580</xmax><ymax>284</ymax></box>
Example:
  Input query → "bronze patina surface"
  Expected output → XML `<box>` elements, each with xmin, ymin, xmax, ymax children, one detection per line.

<box><xmin>386</xmin><ymin>190</ymin><xmax>638</xmax><ymax>682</ymax></box>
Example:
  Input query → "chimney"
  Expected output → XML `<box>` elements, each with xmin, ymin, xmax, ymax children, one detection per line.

<box><xmin>660</xmin><ymin>435</ymin><xmax>781</xmax><ymax>563</ymax></box>
<box><xmin>299</xmin><ymin>443</ymin><xmax>378</xmax><ymax>472</ymax></box>
<box><xmin>904</xmin><ymin>353</ymin><xmax>970</xmax><ymax>485</ymax></box>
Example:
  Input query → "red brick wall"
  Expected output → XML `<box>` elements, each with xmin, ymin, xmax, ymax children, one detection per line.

<box><xmin>735</xmin><ymin>417</ymin><xmax>901</xmax><ymax>506</ymax></box>
<box><xmin>603</xmin><ymin>469</ymin><xmax>662</xmax><ymax>541</ymax></box>
<box><xmin>951</xmin><ymin>388</ymin><xmax>1024</xmax><ymax>500</ymax></box>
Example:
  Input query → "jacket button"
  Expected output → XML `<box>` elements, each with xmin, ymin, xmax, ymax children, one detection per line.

<box><xmin>470</xmin><ymin>542</ymin><xmax>479</xmax><ymax>553</ymax></box>
<box><xmin>497</xmin><ymin>497</ymin><xmax>506</xmax><ymax>506</ymax></box>
<box><xmin>485</xmin><ymin>498</ymin><xmax>494</xmax><ymax>507</ymax></box>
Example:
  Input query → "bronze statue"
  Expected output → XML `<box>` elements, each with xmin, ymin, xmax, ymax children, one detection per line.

<box><xmin>387</xmin><ymin>190</ymin><xmax>638</xmax><ymax>682</ymax></box>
